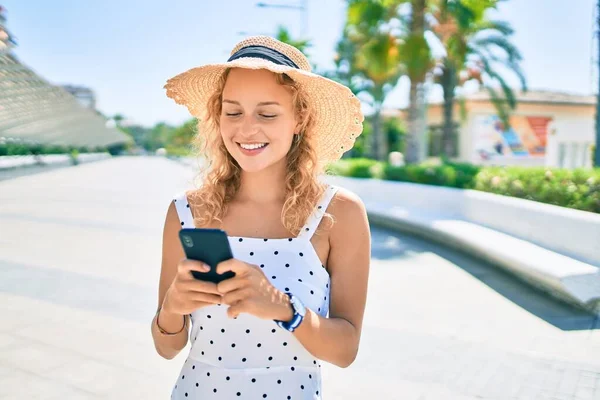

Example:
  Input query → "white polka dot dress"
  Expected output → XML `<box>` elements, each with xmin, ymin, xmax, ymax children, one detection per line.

<box><xmin>170</xmin><ymin>184</ymin><xmax>339</xmax><ymax>400</ymax></box>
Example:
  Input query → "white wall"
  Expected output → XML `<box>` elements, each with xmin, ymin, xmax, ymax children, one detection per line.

<box><xmin>459</xmin><ymin>109</ymin><xmax>595</xmax><ymax>169</ymax></box>
<box><xmin>546</xmin><ymin>118</ymin><xmax>595</xmax><ymax>168</ymax></box>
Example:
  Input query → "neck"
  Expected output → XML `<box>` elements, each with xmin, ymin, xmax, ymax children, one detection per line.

<box><xmin>236</xmin><ymin>160</ymin><xmax>287</xmax><ymax>204</ymax></box>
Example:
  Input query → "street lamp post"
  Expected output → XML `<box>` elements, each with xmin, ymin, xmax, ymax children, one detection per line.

<box><xmin>256</xmin><ymin>1</ymin><xmax>308</xmax><ymax>38</ymax></box>
<box><xmin>596</xmin><ymin>0</ymin><xmax>600</xmax><ymax>167</ymax></box>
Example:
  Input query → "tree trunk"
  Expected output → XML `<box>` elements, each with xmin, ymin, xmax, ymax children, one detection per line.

<box><xmin>405</xmin><ymin>83</ymin><xmax>420</xmax><ymax>164</ymax></box>
<box><xmin>441</xmin><ymin>62</ymin><xmax>457</xmax><ymax>158</ymax></box>
<box><xmin>372</xmin><ymin>106</ymin><xmax>388</xmax><ymax>161</ymax></box>
<box><xmin>404</xmin><ymin>0</ymin><xmax>426</xmax><ymax>164</ymax></box>
<box><xmin>369</xmin><ymin>114</ymin><xmax>379</xmax><ymax>160</ymax></box>
<box><xmin>595</xmin><ymin>0</ymin><xmax>600</xmax><ymax>166</ymax></box>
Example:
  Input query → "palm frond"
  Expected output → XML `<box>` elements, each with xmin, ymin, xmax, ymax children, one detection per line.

<box><xmin>468</xmin><ymin>38</ymin><xmax>527</xmax><ymax>90</ymax></box>
<box><xmin>477</xmin><ymin>52</ymin><xmax>518</xmax><ymax>109</ymax></box>
<box><xmin>470</xmin><ymin>19</ymin><xmax>514</xmax><ymax>36</ymax></box>
<box><xmin>471</xmin><ymin>35</ymin><xmax>523</xmax><ymax>63</ymax></box>
<box><xmin>485</xmin><ymin>86</ymin><xmax>511</xmax><ymax>128</ymax></box>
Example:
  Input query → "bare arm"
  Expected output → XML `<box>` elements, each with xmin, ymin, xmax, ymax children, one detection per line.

<box><xmin>151</xmin><ymin>201</ymin><xmax>190</xmax><ymax>359</ymax></box>
<box><xmin>291</xmin><ymin>189</ymin><xmax>371</xmax><ymax>367</ymax></box>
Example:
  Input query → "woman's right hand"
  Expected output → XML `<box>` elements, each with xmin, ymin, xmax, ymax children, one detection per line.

<box><xmin>162</xmin><ymin>259</ymin><xmax>223</xmax><ymax>315</ymax></box>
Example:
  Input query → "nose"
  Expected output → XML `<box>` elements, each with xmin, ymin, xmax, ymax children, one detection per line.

<box><xmin>239</xmin><ymin>115</ymin><xmax>260</xmax><ymax>139</ymax></box>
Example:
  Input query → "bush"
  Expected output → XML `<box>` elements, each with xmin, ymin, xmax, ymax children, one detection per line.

<box><xmin>0</xmin><ymin>142</ymin><xmax>104</xmax><ymax>156</ymax></box>
<box><xmin>327</xmin><ymin>158</ymin><xmax>381</xmax><ymax>178</ymax></box>
<box><xmin>329</xmin><ymin>157</ymin><xmax>600</xmax><ymax>214</ymax></box>
<box><xmin>383</xmin><ymin>162</ymin><xmax>481</xmax><ymax>188</ymax></box>
<box><xmin>444</xmin><ymin>161</ymin><xmax>482</xmax><ymax>188</ymax></box>
<box><xmin>165</xmin><ymin>145</ymin><xmax>193</xmax><ymax>157</ymax></box>
<box><xmin>473</xmin><ymin>167</ymin><xmax>600</xmax><ymax>213</ymax></box>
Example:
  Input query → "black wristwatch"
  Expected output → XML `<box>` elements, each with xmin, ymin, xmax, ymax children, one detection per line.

<box><xmin>275</xmin><ymin>293</ymin><xmax>306</xmax><ymax>332</ymax></box>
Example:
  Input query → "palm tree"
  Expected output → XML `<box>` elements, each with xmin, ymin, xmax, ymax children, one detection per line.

<box><xmin>403</xmin><ymin>0</ymin><xmax>433</xmax><ymax>164</ymax></box>
<box><xmin>432</xmin><ymin>0</ymin><xmax>526</xmax><ymax>158</ymax></box>
<box><xmin>332</xmin><ymin>0</ymin><xmax>405</xmax><ymax>161</ymax></box>
<box><xmin>330</xmin><ymin>0</ymin><xmax>435</xmax><ymax>163</ymax></box>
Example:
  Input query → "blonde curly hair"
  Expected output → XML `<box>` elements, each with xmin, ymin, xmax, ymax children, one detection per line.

<box><xmin>187</xmin><ymin>68</ymin><xmax>334</xmax><ymax>237</ymax></box>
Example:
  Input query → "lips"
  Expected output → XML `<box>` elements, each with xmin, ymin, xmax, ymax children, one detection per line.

<box><xmin>238</xmin><ymin>142</ymin><xmax>268</xmax><ymax>150</ymax></box>
<box><xmin>237</xmin><ymin>142</ymin><xmax>269</xmax><ymax>156</ymax></box>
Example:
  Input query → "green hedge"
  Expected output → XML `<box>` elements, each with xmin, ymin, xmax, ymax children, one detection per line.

<box><xmin>383</xmin><ymin>162</ymin><xmax>481</xmax><ymax>188</ymax></box>
<box><xmin>329</xmin><ymin>158</ymin><xmax>600</xmax><ymax>214</ymax></box>
<box><xmin>327</xmin><ymin>158</ymin><xmax>380</xmax><ymax>178</ymax></box>
<box><xmin>0</xmin><ymin>142</ymin><xmax>105</xmax><ymax>156</ymax></box>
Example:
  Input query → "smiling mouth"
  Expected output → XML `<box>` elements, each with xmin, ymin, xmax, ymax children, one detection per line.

<box><xmin>237</xmin><ymin>142</ymin><xmax>269</xmax><ymax>150</ymax></box>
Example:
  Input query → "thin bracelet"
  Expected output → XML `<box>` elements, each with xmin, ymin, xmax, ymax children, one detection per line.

<box><xmin>155</xmin><ymin>306</ymin><xmax>186</xmax><ymax>335</ymax></box>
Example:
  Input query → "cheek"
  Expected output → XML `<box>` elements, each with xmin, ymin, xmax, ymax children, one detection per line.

<box><xmin>219</xmin><ymin>118</ymin><xmax>232</xmax><ymax>136</ymax></box>
<box><xmin>267</xmin><ymin>119</ymin><xmax>296</xmax><ymax>141</ymax></box>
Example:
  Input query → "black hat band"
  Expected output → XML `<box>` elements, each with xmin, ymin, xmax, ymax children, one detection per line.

<box><xmin>227</xmin><ymin>45</ymin><xmax>299</xmax><ymax>69</ymax></box>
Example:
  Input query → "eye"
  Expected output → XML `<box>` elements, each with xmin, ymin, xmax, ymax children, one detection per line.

<box><xmin>260</xmin><ymin>114</ymin><xmax>277</xmax><ymax>119</ymax></box>
<box><xmin>225</xmin><ymin>112</ymin><xmax>241</xmax><ymax>117</ymax></box>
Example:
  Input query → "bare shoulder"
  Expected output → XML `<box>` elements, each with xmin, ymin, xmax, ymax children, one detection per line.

<box><xmin>328</xmin><ymin>186</ymin><xmax>368</xmax><ymax>229</ymax></box>
<box><xmin>327</xmin><ymin>186</ymin><xmax>370</xmax><ymax>247</ymax></box>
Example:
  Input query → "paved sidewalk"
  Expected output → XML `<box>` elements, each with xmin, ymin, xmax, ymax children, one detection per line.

<box><xmin>0</xmin><ymin>156</ymin><xmax>598</xmax><ymax>399</ymax></box>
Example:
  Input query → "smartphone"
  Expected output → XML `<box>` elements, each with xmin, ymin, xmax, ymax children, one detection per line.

<box><xmin>178</xmin><ymin>228</ymin><xmax>235</xmax><ymax>283</ymax></box>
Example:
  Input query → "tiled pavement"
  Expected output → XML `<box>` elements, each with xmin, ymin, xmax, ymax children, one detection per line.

<box><xmin>0</xmin><ymin>156</ymin><xmax>598</xmax><ymax>399</ymax></box>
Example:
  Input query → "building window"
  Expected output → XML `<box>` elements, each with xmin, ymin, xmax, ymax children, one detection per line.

<box><xmin>558</xmin><ymin>141</ymin><xmax>591</xmax><ymax>169</ymax></box>
<box><xmin>569</xmin><ymin>142</ymin><xmax>579</xmax><ymax>169</ymax></box>
<box><xmin>558</xmin><ymin>142</ymin><xmax>567</xmax><ymax>168</ymax></box>
<box><xmin>581</xmin><ymin>142</ymin><xmax>591</xmax><ymax>168</ymax></box>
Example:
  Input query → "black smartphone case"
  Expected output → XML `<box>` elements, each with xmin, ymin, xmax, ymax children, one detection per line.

<box><xmin>178</xmin><ymin>228</ymin><xmax>235</xmax><ymax>283</ymax></box>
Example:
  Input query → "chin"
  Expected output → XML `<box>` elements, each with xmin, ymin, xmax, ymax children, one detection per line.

<box><xmin>233</xmin><ymin>154</ymin><xmax>287</xmax><ymax>174</ymax></box>
<box><xmin>237</xmin><ymin>161</ymin><xmax>272</xmax><ymax>173</ymax></box>
<box><xmin>225</xmin><ymin>142</ymin><xmax>289</xmax><ymax>173</ymax></box>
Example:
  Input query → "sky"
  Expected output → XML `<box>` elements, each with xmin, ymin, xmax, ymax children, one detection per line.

<box><xmin>1</xmin><ymin>0</ymin><xmax>597</xmax><ymax>127</ymax></box>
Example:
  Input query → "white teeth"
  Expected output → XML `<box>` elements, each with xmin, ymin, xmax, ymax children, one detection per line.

<box><xmin>239</xmin><ymin>143</ymin><xmax>267</xmax><ymax>150</ymax></box>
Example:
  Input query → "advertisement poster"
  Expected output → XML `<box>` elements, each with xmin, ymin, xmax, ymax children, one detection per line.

<box><xmin>471</xmin><ymin>114</ymin><xmax>552</xmax><ymax>162</ymax></box>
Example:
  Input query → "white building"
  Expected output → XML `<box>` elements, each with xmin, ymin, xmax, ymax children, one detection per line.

<box><xmin>386</xmin><ymin>90</ymin><xmax>597</xmax><ymax>169</ymax></box>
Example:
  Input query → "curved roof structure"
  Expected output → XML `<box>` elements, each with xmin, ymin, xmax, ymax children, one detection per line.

<box><xmin>0</xmin><ymin>7</ymin><xmax>129</xmax><ymax>148</ymax></box>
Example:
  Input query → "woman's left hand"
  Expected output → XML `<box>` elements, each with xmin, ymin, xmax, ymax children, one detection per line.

<box><xmin>216</xmin><ymin>259</ymin><xmax>293</xmax><ymax>321</ymax></box>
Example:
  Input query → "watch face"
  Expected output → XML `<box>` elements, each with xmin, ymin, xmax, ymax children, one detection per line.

<box><xmin>291</xmin><ymin>295</ymin><xmax>306</xmax><ymax>317</ymax></box>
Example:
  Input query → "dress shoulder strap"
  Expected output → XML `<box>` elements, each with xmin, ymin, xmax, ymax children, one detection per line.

<box><xmin>173</xmin><ymin>191</ymin><xmax>195</xmax><ymax>229</ymax></box>
<box><xmin>297</xmin><ymin>184</ymin><xmax>340</xmax><ymax>240</ymax></box>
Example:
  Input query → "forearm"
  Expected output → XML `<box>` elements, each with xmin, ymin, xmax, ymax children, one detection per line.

<box><xmin>151</xmin><ymin>308</ymin><xmax>189</xmax><ymax>359</ymax></box>
<box><xmin>292</xmin><ymin>309</ymin><xmax>359</xmax><ymax>368</ymax></box>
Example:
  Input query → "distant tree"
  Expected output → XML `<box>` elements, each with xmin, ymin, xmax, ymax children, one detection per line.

<box><xmin>431</xmin><ymin>0</ymin><xmax>526</xmax><ymax>158</ymax></box>
<box><xmin>143</xmin><ymin>122</ymin><xmax>175</xmax><ymax>151</ymax></box>
<box><xmin>275</xmin><ymin>25</ymin><xmax>312</xmax><ymax>56</ymax></box>
<box><xmin>169</xmin><ymin>119</ymin><xmax>198</xmax><ymax>148</ymax></box>
<box><xmin>332</xmin><ymin>0</ymin><xmax>405</xmax><ymax>161</ymax></box>
<box><xmin>112</xmin><ymin>114</ymin><xmax>125</xmax><ymax>124</ymax></box>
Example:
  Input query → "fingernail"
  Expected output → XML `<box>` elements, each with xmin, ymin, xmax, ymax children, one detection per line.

<box><xmin>200</xmin><ymin>264</ymin><xmax>210</xmax><ymax>272</ymax></box>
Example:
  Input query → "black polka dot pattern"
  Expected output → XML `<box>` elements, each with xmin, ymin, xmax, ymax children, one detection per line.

<box><xmin>170</xmin><ymin>185</ymin><xmax>339</xmax><ymax>399</ymax></box>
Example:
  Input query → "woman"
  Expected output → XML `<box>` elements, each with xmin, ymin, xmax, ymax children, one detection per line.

<box><xmin>152</xmin><ymin>36</ymin><xmax>371</xmax><ymax>399</ymax></box>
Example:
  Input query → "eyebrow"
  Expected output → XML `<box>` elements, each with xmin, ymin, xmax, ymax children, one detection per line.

<box><xmin>222</xmin><ymin>100</ymin><xmax>281</xmax><ymax>106</ymax></box>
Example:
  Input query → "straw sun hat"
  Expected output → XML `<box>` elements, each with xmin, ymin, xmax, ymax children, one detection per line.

<box><xmin>164</xmin><ymin>35</ymin><xmax>364</xmax><ymax>165</ymax></box>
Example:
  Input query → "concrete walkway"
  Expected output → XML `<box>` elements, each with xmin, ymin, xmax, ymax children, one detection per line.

<box><xmin>0</xmin><ymin>156</ymin><xmax>599</xmax><ymax>399</ymax></box>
